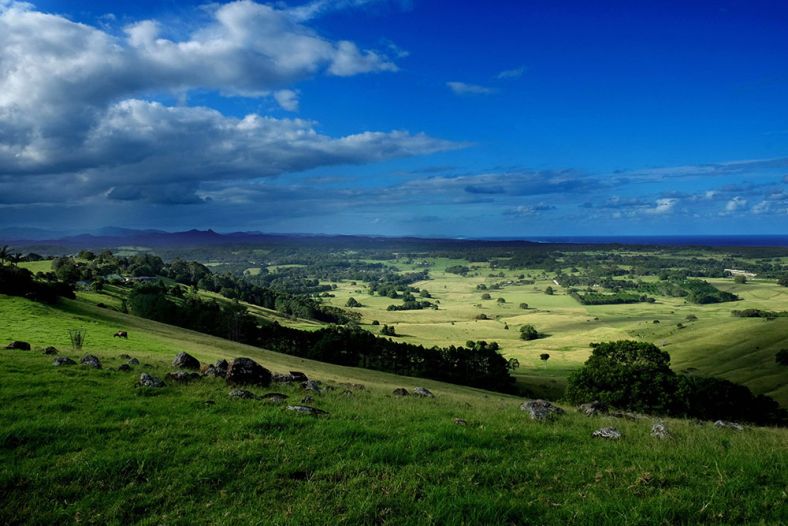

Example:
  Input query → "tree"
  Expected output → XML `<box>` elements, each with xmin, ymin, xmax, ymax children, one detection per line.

<box><xmin>481</xmin><ymin>293</ymin><xmax>492</xmax><ymax>300</ymax></box>
<box><xmin>733</xmin><ymin>275</ymin><xmax>747</xmax><ymax>284</ymax></box>
<box><xmin>0</xmin><ymin>245</ymin><xmax>9</xmax><ymax>265</ymax></box>
<box><xmin>539</xmin><ymin>353</ymin><xmax>550</xmax><ymax>361</ymax></box>
<box><xmin>345</xmin><ymin>297</ymin><xmax>362</xmax><ymax>308</ymax></box>
<box><xmin>520</xmin><ymin>324</ymin><xmax>539</xmax><ymax>341</ymax></box>
<box><xmin>519</xmin><ymin>303</ymin><xmax>528</xmax><ymax>309</ymax></box>
<box><xmin>778</xmin><ymin>275</ymin><xmax>788</xmax><ymax>287</ymax></box>
<box><xmin>507</xmin><ymin>358</ymin><xmax>520</xmax><ymax>370</ymax></box>
<box><xmin>566</xmin><ymin>340</ymin><xmax>678</xmax><ymax>414</ymax></box>
<box><xmin>545</xmin><ymin>286</ymin><xmax>554</xmax><ymax>295</ymax></box>
<box><xmin>496</xmin><ymin>297</ymin><xmax>506</xmax><ymax>304</ymax></box>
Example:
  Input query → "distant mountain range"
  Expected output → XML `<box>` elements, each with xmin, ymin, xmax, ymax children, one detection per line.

<box><xmin>1</xmin><ymin>227</ymin><xmax>786</xmax><ymax>251</ymax></box>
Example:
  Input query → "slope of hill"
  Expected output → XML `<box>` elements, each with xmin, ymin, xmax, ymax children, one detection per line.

<box><xmin>1</xmin><ymin>294</ymin><xmax>786</xmax><ymax>524</ymax></box>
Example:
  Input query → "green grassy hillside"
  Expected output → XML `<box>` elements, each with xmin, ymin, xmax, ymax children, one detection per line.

<box><xmin>1</xmin><ymin>294</ymin><xmax>787</xmax><ymax>524</ymax></box>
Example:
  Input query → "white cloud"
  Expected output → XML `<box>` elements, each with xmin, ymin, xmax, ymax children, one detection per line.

<box><xmin>723</xmin><ymin>196</ymin><xmax>747</xmax><ymax>214</ymax></box>
<box><xmin>274</xmin><ymin>89</ymin><xmax>300</xmax><ymax>111</ymax></box>
<box><xmin>447</xmin><ymin>81</ymin><xmax>496</xmax><ymax>95</ymax></box>
<box><xmin>647</xmin><ymin>198</ymin><xmax>678</xmax><ymax>215</ymax></box>
<box><xmin>0</xmin><ymin>1</ymin><xmax>454</xmax><ymax>204</ymax></box>
<box><xmin>496</xmin><ymin>66</ymin><xmax>525</xmax><ymax>79</ymax></box>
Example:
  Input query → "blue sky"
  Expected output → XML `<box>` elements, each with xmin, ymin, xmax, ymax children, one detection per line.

<box><xmin>0</xmin><ymin>0</ymin><xmax>786</xmax><ymax>236</ymax></box>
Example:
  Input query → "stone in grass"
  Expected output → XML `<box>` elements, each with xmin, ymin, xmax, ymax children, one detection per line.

<box><xmin>289</xmin><ymin>371</ymin><xmax>308</xmax><ymax>382</ymax></box>
<box><xmin>226</xmin><ymin>357</ymin><xmax>272</xmax><ymax>387</ymax></box>
<box><xmin>651</xmin><ymin>422</ymin><xmax>670</xmax><ymax>439</ymax></box>
<box><xmin>301</xmin><ymin>395</ymin><xmax>314</xmax><ymax>404</ymax></box>
<box><xmin>119</xmin><ymin>354</ymin><xmax>132</xmax><ymax>360</ymax></box>
<box><xmin>453</xmin><ymin>418</ymin><xmax>467</xmax><ymax>426</ymax></box>
<box><xmin>5</xmin><ymin>341</ymin><xmax>31</xmax><ymax>350</ymax></box>
<box><xmin>414</xmin><ymin>387</ymin><xmax>434</xmax><ymax>398</ymax></box>
<box><xmin>43</xmin><ymin>346</ymin><xmax>58</xmax><ymax>355</ymax></box>
<box><xmin>204</xmin><ymin>359</ymin><xmax>229</xmax><ymax>378</ymax></box>
<box><xmin>302</xmin><ymin>380</ymin><xmax>322</xmax><ymax>394</ymax></box>
<box><xmin>228</xmin><ymin>389</ymin><xmax>256</xmax><ymax>400</ymax></box>
<box><xmin>128</xmin><ymin>358</ymin><xmax>140</xmax><ymax>366</ymax></box>
<box><xmin>578</xmin><ymin>400</ymin><xmax>607</xmax><ymax>416</ymax></box>
<box><xmin>260</xmin><ymin>392</ymin><xmax>289</xmax><ymax>403</ymax></box>
<box><xmin>714</xmin><ymin>420</ymin><xmax>744</xmax><ymax>431</ymax></box>
<box><xmin>80</xmin><ymin>354</ymin><xmax>102</xmax><ymax>369</ymax></box>
<box><xmin>286</xmin><ymin>405</ymin><xmax>329</xmax><ymax>416</ymax></box>
<box><xmin>520</xmin><ymin>399</ymin><xmax>564</xmax><ymax>421</ymax></box>
<box><xmin>117</xmin><ymin>364</ymin><xmax>132</xmax><ymax>372</ymax></box>
<box><xmin>172</xmin><ymin>351</ymin><xmax>200</xmax><ymax>370</ymax></box>
<box><xmin>392</xmin><ymin>388</ymin><xmax>409</xmax><ymax>397</ymax></box>
<box><xmin>53</xmin><ymin>356</ymin><xmax>77</xmax><ymax>366</ymax></box>
<box><xmin>166</xmin><ymin>371</ymin><xmax>202</xmax><ymax>383</ymax></box>
<box><xmin>592</xmin><ymin>427</ymin><xmax>621</xmax><ymax>440</ymax></box>
<box><xmin>138</xmin><ymin>373</ymin><xmax>165</xmax><ymax>388</ymax></box>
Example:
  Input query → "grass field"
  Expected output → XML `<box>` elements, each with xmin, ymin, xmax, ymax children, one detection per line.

<box><xmin>1</xmin><ymin>293</ymin><xmax>786</xmax><ymax>524</ymax></box>
<box><xmin>320</xmin><ymin>259</ymin><xmax>788</xmax><ymax>404</ymax></box>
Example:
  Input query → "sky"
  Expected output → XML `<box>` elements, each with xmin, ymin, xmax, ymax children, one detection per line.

<box><xmin>0</xmin><ymin>0</ymin><xmax>787</xmax><ymax>237</ymax></box>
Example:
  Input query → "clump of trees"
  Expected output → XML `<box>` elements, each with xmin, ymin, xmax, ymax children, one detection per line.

<box><xmin>345</xmin><ymin>297</ymin><xmax>362</xmax><ymax>308</ymax></box>
<box><xmin>567</xmin><ymin>340</ymin><xmax>785</xmax><ymax>425</ymax></box>
<box><xmin>0</xmin><ymin>265</ymin><xmax>74</xmax><ymax>304</ymax></box>
<box><xmin>380</xmin><ymin>325</ymin><xmax>396</xmax><ymax>336</ymax></box>
<box><xmin>520</xmin><ymin>324</ymin><xmax>540</xmax><ymax>341</ymax></box>
<box><xmin>776</xmin><ymin>349</ymin><xmax>788</xmax><ymax>366</ymax></box>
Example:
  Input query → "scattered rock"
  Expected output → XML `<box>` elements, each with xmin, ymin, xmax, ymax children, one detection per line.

<box><xmin>300</xmin><ymin>396</ymin><xmax>314</xmax><ymax>404</ymax></box>
<box><xmin>272</xmin><ymin>373</ymin><xmax>292</xmax><ymax>383</ymax></box>
<box><xmin>53</xmin><ymin>356</ymin><xmax>76</xmax><ymax>366</ymax></box>
<box><xmin>286</xmin><ymin>405</ymin><xmax>329</xmax><ymax>416</ymax></box>
<box><xmin>117</xmin><ymin>364</ymin><xmax>132</xmax><ymax>372</ymax></box>
<box><xmin>119</xmin><ymin>354</ymin><xmax>132</xmax><ymax>359</ymax></box>
<box><xmin>42</xmin><ymin>346</ymin><xmax>58</xmax><ymax>355</ymax></box>
<box><xmin>204</xmin><ymin>400</ymin><xmax>215</xmax><ymax>406</ymax></box>
<box><xmin>203</xmin><ymin>359</ymin><xmax>229</xmax><ymax>378</ymax></box>
<box><xmin>339</xmin><ymin>382</ymin><xmax>365</xmax><ymax>391</ymax></box>
<box><xmin>341</xmin><ymin>390</ymin><xmax>354</xmax><ymax>397</ymax></box>
<box><xmin>520</xmin><ymin>399</ymin><xmax>564</xmax><ymax>421</ymax></box>
<box><xmin>166</xmin><ymin>371</ymin><xmax>202</xmax><ymax>383</ymax></box>
<box><xmin>128</xmin><ymin>358</ymin><xmax>140</xmax><ymax>366</ymax></box>
<box><xmin>80</xmin><ymin>354</ymin><xmax>102</xmax><ymax>369</ymax></box>
<box><xmin>5</xmin><ymin>341</ymin><xmax>31</xmax><ymax>350</ymax></box>
<box><xmin>592</xmin><ymin>427</ymin><xmax>621</xmax><ymax>440</ymax></box>
<box><xmin>261</xmin><ymin>392</ymin><xmax>289</xmax><ymax>403</ymax></box>
<box><xmin>714</xmin><ymin>420</ymin><xmax>744</xmax><ymax>431</ymax></box>
<box><xmin>578</xmin><ymin>400</ymin><xmax>607</xmax><ymax>416</ymax></box>
<box><xmin>172</xmin><ymin>352</ymin><xmax>200</xmax><ymax>370</ymax></box>
<box><xmin>229</xmin><ymin>389</ymin><xmax>256</xmax><ymax>400</ymax></box>
<box><xmin>392</xmin><ymin>388</ymin><xmax>409</xmax><ymax>397</ymax></box>
<box><xmin>302</xmin><ymin>380</ymin><xmax>322</xmax><ymax>394</ymax></box>
<box><xmin>414</xmin><ymin>387</ymin><xmax>434</xmax><ymax>398</ymax></box>
<box><xmin>138</xmin><ymin>373</ymin><xmax>165</xmax><ymax>388</ymax></box>
<box><xmin>289</xmin><ymin>371</ymin><xmax>308</xmax><ymax>382</ymax></box>
<box><xmin>226</xmin><ymin>357</ymin><xmax>272</xmax><ymax>387</ymax></box>
<box><xmin>453</xmin><ymin>418</ymin><xmax>467</xmax><ymax>426</ymax></box>
<box><xmin>651</xmin><ymin>422</ymin><xmax>670</xmax><ymax>439</ymax></box>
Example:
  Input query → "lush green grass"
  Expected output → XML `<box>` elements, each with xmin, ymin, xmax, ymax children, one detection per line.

<box><xmin>1</xmin><ymin>294</ymin><xmax>786</xmax><ymax>525</ymax></box>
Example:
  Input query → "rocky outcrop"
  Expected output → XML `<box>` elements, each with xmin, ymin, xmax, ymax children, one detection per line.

<box><xmin>172</xmin><ymin>352</ymin><xmax>200</xmax><ymax>370</ymax></box>
<box><xmin>226</xmin><ymin>357</ymin><xmax>272</xmax><ymax>387</ymax></box>
<box><xmin>520</xmin><ymin>399</ymin><xmax>564</xmax><ymax>421</ymax></box>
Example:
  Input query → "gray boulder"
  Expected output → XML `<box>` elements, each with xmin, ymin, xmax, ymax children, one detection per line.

<box><xmin>172</xmin><ymin>352</ymin><xmax>200</xmax><ymax>370</ymax></box>
<box><xmin>453</xmin><ymin>418</ymin><xmax>467</xmax><ymax>426</ymax></box>
<box><xmin>229</xmin><ymin>389</ymin><xmax>256</xmax><ymax>399</ymax></box>
<box><xmin>138</xmin><ymin>373</ymin><xmax>165</xmax><ymax>388</ymax></box>
<box><xmin>6</xmin><ymin>341</ymin><xmax>31</xmax><ymax>350</ymax></box>
<box><xmin>128</xmin><ymin>357</ymin><xmax>140</xmax><ymax>366</ymax></box>
<box><xmin>301</xmin><ymin>395</ymin><xmax>314</xmax><ymax>404</ymax></box>
<box><xmin>117</xmin><ymin>364</ymin><xmax>132</xmax><ymax>372</ymax></box>
<box><xmin>302</xmin><ymin>380</ymin><xmax>322</xmax><ymax>394</ymax></box>
<box><xmin>714</xmin><ymin>420</ymin><xmax>744</xmax><ymax>431</ymax></box>
<box><xmin>226</xmin><ymin>357</ymin><xmax>272</xmax><ymax>387</ymax></box>
<box><xmin>289</xmin><ymin>371</ymin><xmax>308</xmax><ymax>382</ymax></box>
<box><xmin>261</xmin><ymin>392</ymin><xmax>289</xmax><ymax>403</ymax></box>
<box><xmin>204</xmin><ymin>359</ymin><xmax>229</xmax><ymax>378</ymax></box>
<box><xmin>651</xmin><ymin>422</ymin><xmax>670</xmax><ymax>439</ymax></box>
<box><xmin>286</xmin><ymin>405</ymin><xmax>329</xmax><ymax>416</ymax></box>
<box><xmin>53</xmin><ymin>356</ymin><xmax>76</xmax><ymax>366</ymax></box>
<box><xmin>520</xmin><ymin>399</ymin><xmax>564</xmax><ymax>421</ymax></box>
<box><xmin>392</xmin><ymin>388</ymin><xmax>409</xmax><ymax>397</ymax></box>
<box><xmin>578</xmin><ymin>400</ymin><xmax>607</xmax><ymax>416</ymax></box>
<box><xmin>80</xmin><ymin>354</ymin><xmax>102</xmax><ymax>369</ymax></box>
<box><xmin>43</xmin><ymin>346</ymin><xmax>58</xmax><ymax>355</ymax></box>
<box><xmin>592</xmin><ymin>427</ymin><xmax>621</xmax><ymax>440</ymax></box>
<box><xmin>414</xmin><ymin>387</ymin><xmax>434</xmax><ymax>398</ymax></box>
